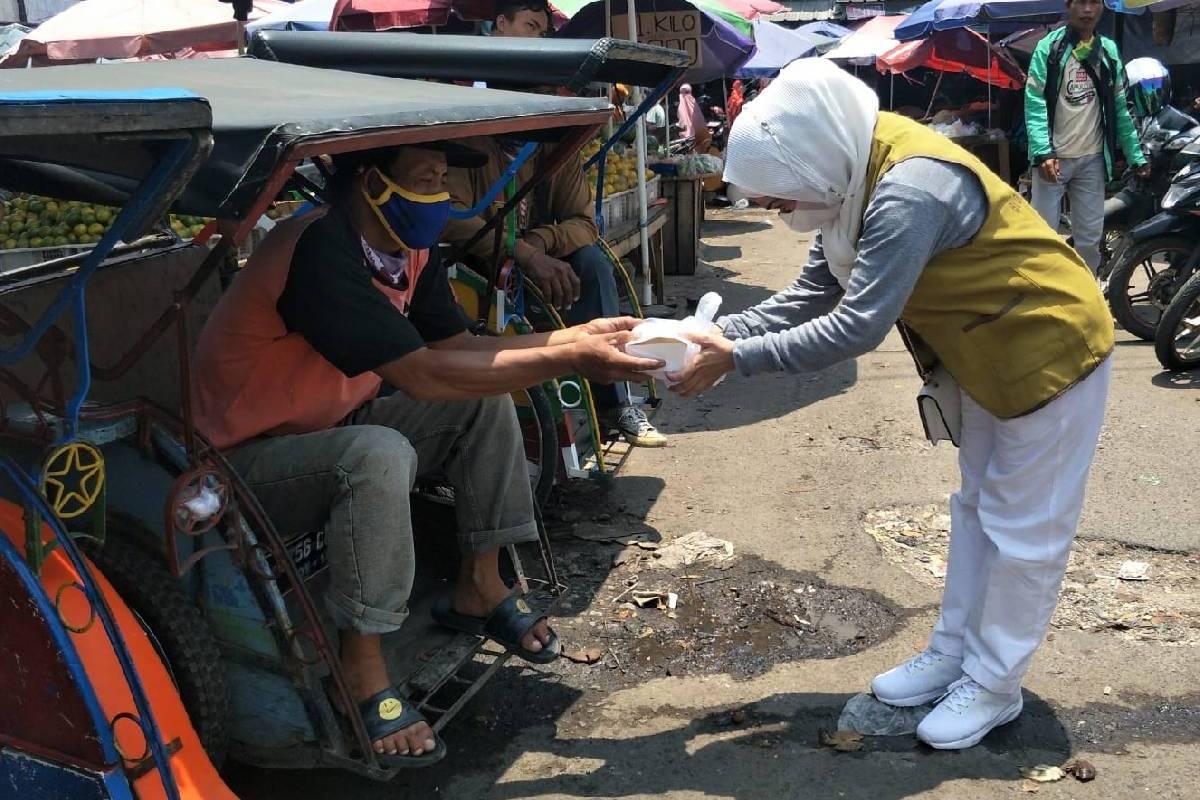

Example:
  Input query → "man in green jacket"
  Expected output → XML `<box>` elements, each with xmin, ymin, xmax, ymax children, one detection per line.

<box><xmin>1024</xmin><ymin>0</ymin><xmax>1148</xmax><ymax>273</ymax></box>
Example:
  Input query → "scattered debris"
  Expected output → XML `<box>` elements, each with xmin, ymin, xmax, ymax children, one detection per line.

<box><xmin>865</xmin><ymin>504</ymin><xmax>1200</xmax><ymax>645</ymax></box>
<box><xmin>837</xmin><ymin>693</ymin><xmax>934</xmax><ymax>736</ymax></box>
<box><xmin>652</xmin><ymin>530</ymin><xmax>735</xmax><ymax>570</ymax></box>
<box><xmin>820</xmin><ymin>730</ymin><xmax>864</xmax><ymax>752</ymax></box>
<box><xmin>562</xmin><ymin>647</ymin><xmax>604</xmax><ymax>665</ymax></box>
<box><xmin>1103</xmin><ymin>686</ymin><xmax>1113</xmax><ymax>696</ymax></box>
<box><xmin>1116</xmin><ymin>561</ymin><xmax>1150</xmax><ymax>581</ymax></box>
<box><xmin>1063</xmin><ymin>758</ymin><xmax>1097</xmax><ymax>782</ymax></box>
<box><xmin>1136</xmin><ymin>472</ymin><xmax>1162</xmax><ymax>486</ymax></box>
<box><xmin>613</xmin><ymin>548</ymin><xmax>639</xmax><ymax>568</ymax></box>
<box><xmin>1020</xmin><ymin>765</ymin><xmax>1066</xmax><ymax>783</ymax></box>
<box><xmin>630</xmin><ymin>589</ymin><xmax>679</xmax><ymax>610</ymax></box>
<box><xmin>1021</xmin><ymin>780</ymin><xmax>1041</xmax><ymax>793</ymax></box>
<box><xmin>730</xmin><ymin>709</ymin><xmax>747</xmax><ymax>725</ymax></box>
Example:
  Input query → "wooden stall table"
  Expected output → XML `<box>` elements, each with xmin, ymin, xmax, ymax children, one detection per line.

<box><xmin>662</xmin><ymin>176</ymin><xmax>706</xmax><ymax>277</ymax></box>
<box><xmin>603</xmin><ymin>201</ymin><xmax>668</xmax><ymax>305</ymax></box>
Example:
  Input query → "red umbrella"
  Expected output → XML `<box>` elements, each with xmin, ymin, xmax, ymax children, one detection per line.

<box><xmin>0</xmin><ymin>0</ymin><xmax>284</xmax><ymax>66</ymax></box>
<box><xmin>876</xmin><ymin>27</ymin><xmax>1024</xmax><ymax>90</ymax></box>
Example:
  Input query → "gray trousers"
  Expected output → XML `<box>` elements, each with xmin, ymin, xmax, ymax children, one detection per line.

<box><xmin>1030</xmin><ymin>154</ymin><xmax>1107</xmax><ymax>273</ymax></box>
<box><xmin>227</xmin><ymin>392</ymin><xmax>538</xmax><ymax>635</ymax></box>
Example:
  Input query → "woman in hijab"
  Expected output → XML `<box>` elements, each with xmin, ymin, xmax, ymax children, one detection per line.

<box><xmin>669</xmin><ymin>59</ymin><xmax>1113</xmax><ymax>750</ymax></box>
<box><xmin>677</xmin><ymin>84</ymin><xmax>711</xmax><ymax>154</ymax></box>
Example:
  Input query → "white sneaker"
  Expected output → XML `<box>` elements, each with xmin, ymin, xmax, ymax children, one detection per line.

<box><xmin>916</xmin><ymin>677</ymin><xmax>1023</xmax><ymax>750</ymax></box>
<box><xmin>614</xmin><ymin>406</ymin><xmax>667</xmax><ymax>447</ymax></box>
<box><xmin>871</xmin><ymin>649</ymin><xmax>963</xmax><ymax>707</ymax></box>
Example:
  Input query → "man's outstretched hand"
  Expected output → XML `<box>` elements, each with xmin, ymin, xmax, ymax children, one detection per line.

<box><xmin>667</xmin><ymin>330</ymin><xmax>736</xmax><ymax>397</ymax></box>
<box><xmin>570</xmin><ymin>331</ymin><xmax>663</xmax><ymax>384</ymax></box>
<box><xmin>578</xmin><ymin>317</ymin><xmax>643</xmax><ymax>337</ymax></box>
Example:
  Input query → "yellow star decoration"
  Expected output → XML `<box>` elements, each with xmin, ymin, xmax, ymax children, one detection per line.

<box><xmin>41</xmin><ymin>442</ymin><xmax>105</xmax><ymax>520</ymax></box>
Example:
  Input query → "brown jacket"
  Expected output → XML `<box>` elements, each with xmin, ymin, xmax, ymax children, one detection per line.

<box><xmin>444</xmin><ymin>137</ymin><xmax>598</xmax><ymax>271</ymax></box>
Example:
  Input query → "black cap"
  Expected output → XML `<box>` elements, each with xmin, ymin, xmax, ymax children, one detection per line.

<box><xmin>410</xmin><ymin>141</ymin><xmax>488</xmax><ymax>169</ymax></box>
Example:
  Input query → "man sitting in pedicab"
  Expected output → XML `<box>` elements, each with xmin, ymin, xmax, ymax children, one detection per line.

<box><xmin>441</xmin><ymin>0</ymin><xmax>668</xmax><ymax>449</ymax></box>
<box><xmin>191</xmin><ymin>143</ymin><xmax>660</xmax><ymax>766</ymax></box>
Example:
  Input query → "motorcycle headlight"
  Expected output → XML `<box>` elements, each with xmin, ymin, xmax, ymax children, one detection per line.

<box><xmin>1163</xmin><ymin>164</ymin><xmax>1200</xmax><ymax>209</ymax></box>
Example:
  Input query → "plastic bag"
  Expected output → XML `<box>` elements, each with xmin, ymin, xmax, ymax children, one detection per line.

<box><xmin>625</xmin><ymin>292</ymin><xmax>722</xmax><ymax>382</ymax></box>
<box><xmin>836</xmin><ymin>693</ymin><xmax>935</xmax><ymax>737</ymax></box>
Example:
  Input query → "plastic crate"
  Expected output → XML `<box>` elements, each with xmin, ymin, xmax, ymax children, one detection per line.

<box><xmin>0</xmin><ymin>244</ymin><xmax>92</xmax><ymax>275</ymax></box>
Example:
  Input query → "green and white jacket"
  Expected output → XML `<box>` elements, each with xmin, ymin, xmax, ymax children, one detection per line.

<box><xmin>1024</xmin><ymin>26</ymin><xmax>1146</xmax><ymax>179</ymax></box>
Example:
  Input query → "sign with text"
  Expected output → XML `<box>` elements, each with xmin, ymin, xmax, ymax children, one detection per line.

<box><xmin>611</xmin><ymin>11</ymin><xmax>703</xmax><ymax>70</ymax></box>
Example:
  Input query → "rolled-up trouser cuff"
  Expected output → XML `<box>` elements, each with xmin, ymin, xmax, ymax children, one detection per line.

<box><xmin>325</xmin><ymin>588</ymin><xmax>410</xmax><ymax>635</ymax></box>
<box><xmin>461</xmin><ymin>520</ymin><xmax>539</xmax><ymax>554</ymax></box>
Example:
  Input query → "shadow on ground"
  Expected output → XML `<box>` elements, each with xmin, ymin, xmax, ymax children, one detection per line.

<box><xmin>1151</xmin><ymin>369</ymin><xmax>1200</xmax><ymax>389</ymax></box>
<box><xmin>700</xmin><ymin>218</ymin><xmax>773</xmax><ymax>239</ymax></box>
<box><xmin>226</xmin><ymin>684</ymin><xmax>1200</xmax><ymax>800</ymax></box>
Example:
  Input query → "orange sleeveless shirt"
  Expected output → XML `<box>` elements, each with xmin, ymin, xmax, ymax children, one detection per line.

<box><xmin>192</xmin><ymin>208</ymin><xmax>429</xmax><ymax>450</ymax></box>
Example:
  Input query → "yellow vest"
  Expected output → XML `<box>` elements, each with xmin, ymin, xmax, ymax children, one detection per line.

<box><xmin>865</xmin><ymin>113</ymin><xmax>1114</xmax><ymax>418</ymax></box>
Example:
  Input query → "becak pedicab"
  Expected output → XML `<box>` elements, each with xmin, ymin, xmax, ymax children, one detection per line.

<box><xmin>248</xmin><ymin>31</ymin><xmax>691</xmax><ymax>489</ymax></box>
<box><xmin>0</xmin><ymin>56</ymin><xmax>621</xmax><ymax>789</ymax></box>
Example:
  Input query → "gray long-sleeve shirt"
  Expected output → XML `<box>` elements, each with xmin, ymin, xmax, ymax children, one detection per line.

<box><xmin>719</xmin><ymin>158</ymin><xmax>989</xmax><ymax>375</ymax></box>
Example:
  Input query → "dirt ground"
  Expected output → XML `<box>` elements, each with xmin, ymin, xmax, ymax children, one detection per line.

<box><xmin>228</xmin><ymin>208</ymin><xmax>1200</xmax><ymax>800</ymax></box>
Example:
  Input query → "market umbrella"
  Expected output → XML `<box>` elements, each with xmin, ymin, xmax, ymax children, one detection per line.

<box><xmin>247</xmin><ymin>0</ymin><xmax>338</xmax><ymax>34</ymax></box>
<box><xmin>557</xmin><ymin>0</ymin><xmax>756</xmax><ymax>84</ymax></box>
<box><xmin>0</xmin><ymin>0</ymin><xmax>285</xmax><ymax>66</ymax></box>
<box><xmin>877</xmin><ymin>27</ymin><xmax>1025</xmax><ymax>89</ymax></box>
<box><xmin>893</xmin><ymin>0</ymin><xmax>1064</xmax><ymax>41</ymax></box>
<box><xmin>1107</xmin><ymin>0</ymin><xmax>1200</xmax><ymax>9</ymax></box>
<box><xmin>554</xmin><ymin>0</ymin><xmax>758</xmax><ymax>35</ymax></box>
<box><xmin>823</xmin><ymin>14</ymin><xmax>905</xmax><ymax>65</ymax></box>
<box><xmin>736</xmin><ymin>18</ymin><xmax>824</xmax><ymax>77</ymax></box>
<box><xmin>330</xmin><ymin>0</ymin><xmax>517</xmax><ymax>30</ymax></box>
<box><xmin>795</xmin><ymin>20</ymin><xmax>853</xmax><ymax>39</ymax></box>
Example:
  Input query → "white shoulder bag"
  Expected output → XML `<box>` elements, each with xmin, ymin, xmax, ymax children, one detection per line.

<box><xmin>917</xmin><ymin>363</ymin><xmax>962</xmax><ymax>447</ymax></box>
<box><xmin>897</xmin><ymin>322</ymin><xmax>962</xmax><ymax>448</ymax></box>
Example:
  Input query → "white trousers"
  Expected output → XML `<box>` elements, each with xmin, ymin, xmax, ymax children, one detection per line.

<box><xmin>929</xmin><ymin>357</ymin><xmax>1112</xmax><ymax>695</ymax></box>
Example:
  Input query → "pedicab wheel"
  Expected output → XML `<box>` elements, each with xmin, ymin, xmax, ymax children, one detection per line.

<box><xmin>1154</xmin><ymin>270</ymin><xmax>1200</xmax><ymax>371</ymax></box>
<box><xmin>87</xmin><ymin>529</ymin><xmax>230</xmax><ymax>768</ymax></box>
<box><xmin>521</xmin><ymin>384</ymin><xmax>558</xmax><ymax>509</ymax></box>
<box><xmin>1108</xmin><ymin>235</ymin><xmax>1192</xmax><ymax>341</ymax></box>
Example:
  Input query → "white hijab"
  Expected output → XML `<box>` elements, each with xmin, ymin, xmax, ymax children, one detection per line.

<box><xmin>722</xmin><ymin>59</ymin><xmax>880</xmax><ymax>288</ymax></box>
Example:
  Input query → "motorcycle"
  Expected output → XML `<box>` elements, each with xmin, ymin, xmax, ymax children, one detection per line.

<box><xmin>1107</xmin><ymin>153</ymin><xmax>1200</xmax><ymax>341</ymax></box>
<box><xmin>1101</xmin><ymin>108</ymin><xmax>1200</xmax><ymax>277</ymax></box>
<box><xmin>1152</xmin><ymin>162</ymin><xmax>1200</xmax><ymax>369</ymax></box>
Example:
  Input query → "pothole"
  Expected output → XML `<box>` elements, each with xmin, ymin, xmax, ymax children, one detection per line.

<box><xmin>864</xmin><ymin>503</ymin><xmax>1200</xmax><ymax>645</ymax></box>
<box><xmin>548</xmin><ymin>550</ymin><xmax>901</xmax><ymax>689</ymax></box>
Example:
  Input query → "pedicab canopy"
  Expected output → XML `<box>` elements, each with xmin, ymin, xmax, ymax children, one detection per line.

<box><xmin>0</xmin><ymin>57</ymin><xmax>612</xmax><ymax>220</ymax></box>
<box><xmin>248</xmin><ymin>31</ymin><xmax>692</xmax><ymax>91</ymax></box>
<box><xmin>0</xmin><ymin>88</ymin><xmax>213</xmax><ymax>239</ymax></box>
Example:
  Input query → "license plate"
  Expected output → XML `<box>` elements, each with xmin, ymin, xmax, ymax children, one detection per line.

<box><xmin>266</xmin><ymin>530</ymin><xmax>328</xmax><ymax>591</ymax></box>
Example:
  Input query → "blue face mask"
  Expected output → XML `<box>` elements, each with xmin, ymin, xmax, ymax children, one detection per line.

<box><xmin>361</xmin><ymin>167</ymin><xmax>451</xmax><ymax>251</ymax></box>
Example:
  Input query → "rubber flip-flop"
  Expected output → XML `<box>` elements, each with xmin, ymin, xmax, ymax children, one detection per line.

<box><xmin>433</xmin><ymin>595</ymin><xmax>561</xmax><ymax>665</ymax></box>
<box><xmin>353</xmin><ymin>687</ymin><xmax>446</xmax><ymax>768</ymax></box>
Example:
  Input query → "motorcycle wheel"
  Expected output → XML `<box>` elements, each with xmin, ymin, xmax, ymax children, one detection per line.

<box><xmin>1154</xmin><ymin>269</ymin><xmax>1200</xmax><ymax>371</ymax></box>
<box><xmin>1107</xmin><ymin>235</ymin><xmax>1194</xmax><ymax>341</ymax></box>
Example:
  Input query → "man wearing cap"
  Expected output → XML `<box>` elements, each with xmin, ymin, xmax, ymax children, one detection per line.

<box><xmin>443</xmin><ymin>2</ymin><xmax>668</xmax><ymax>447</ymax></box>
<box><xmin>191</xmin><ymin>143</ymin><xmax>660</xmax><ymax>766</ymax></box>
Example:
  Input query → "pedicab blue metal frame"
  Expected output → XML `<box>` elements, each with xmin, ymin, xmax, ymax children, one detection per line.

<box><xmin>0</xmin><ymin>88</ymin><xmax>213</xmax><ymax>799</ymax></box>
<box><xmin>0</xmin><ymin>57</ymin><xmax>612</xmax><ymax>785</ymax></box>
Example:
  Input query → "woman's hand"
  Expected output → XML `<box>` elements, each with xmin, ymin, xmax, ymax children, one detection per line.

<box><xmin>667</xmin><ymin>330</ymin><xmax>736</xmax><ymax>396</ymax></box>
